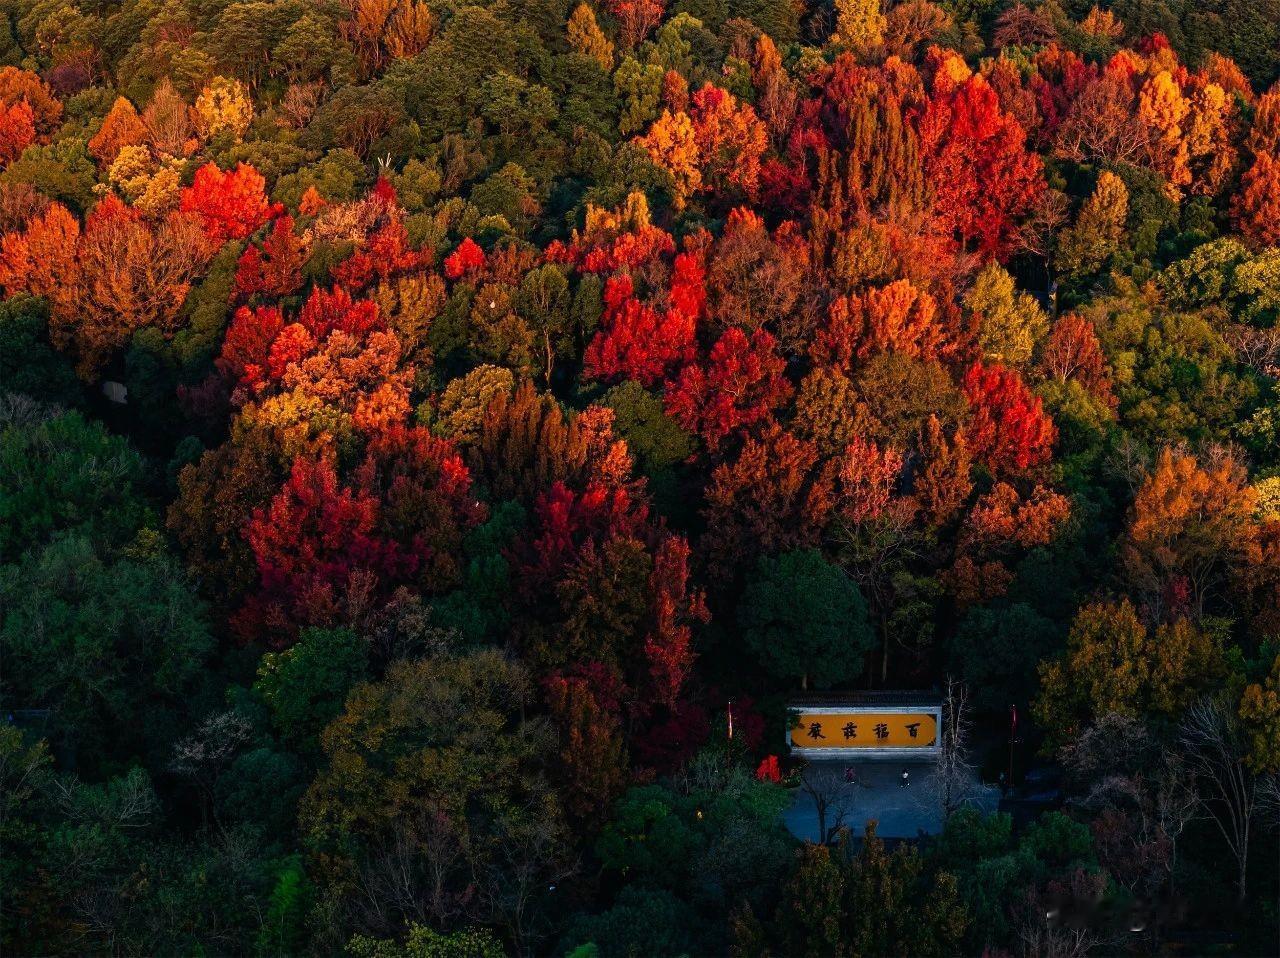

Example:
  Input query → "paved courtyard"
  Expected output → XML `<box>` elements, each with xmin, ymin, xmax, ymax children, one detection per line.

<box><xmin>782</xmin><ymin>760</ymin><xmax>1000</xmax><ymax>842</ymax></box>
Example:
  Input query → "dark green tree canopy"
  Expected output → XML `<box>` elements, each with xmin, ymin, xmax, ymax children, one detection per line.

<box><xmin>739</xmin><ymin>549</ymin><xmax>874</xmax><ymax>689</ymax></box>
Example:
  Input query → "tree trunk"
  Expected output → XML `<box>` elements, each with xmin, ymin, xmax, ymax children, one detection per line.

<box><xmin>1235</xmin><ymin>811</ymin><xmax>1250</xmax><ymax>902</ymax></box>
<box><xmin>880</xmin><ymin>612</ymin><xmax>889</xmax><ymax>686</ymax></box>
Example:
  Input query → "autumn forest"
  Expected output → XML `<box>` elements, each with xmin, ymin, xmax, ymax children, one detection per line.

<box><xmin>1</xmin><ymin>0</ymin><xmax>1279</xmax><ymax>953</ymax></box>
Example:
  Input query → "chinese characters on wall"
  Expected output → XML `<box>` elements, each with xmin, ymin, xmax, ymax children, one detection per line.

<box><xmin>790</xmin><ymin>711</ymin><xmax>939</xmax><ymax>751</ymax></box>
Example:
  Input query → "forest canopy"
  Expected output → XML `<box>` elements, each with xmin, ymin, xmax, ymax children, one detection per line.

<box><xmin>1</xmin><ymin>0</ymin><xmax>1279</xmax><ymax>954</ymax></box>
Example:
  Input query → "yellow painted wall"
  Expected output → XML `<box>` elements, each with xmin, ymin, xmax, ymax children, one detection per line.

<box><xmin>790</xmin><ymin>711</ymin><xmax>938</xmax><ymax>749</ymax></box>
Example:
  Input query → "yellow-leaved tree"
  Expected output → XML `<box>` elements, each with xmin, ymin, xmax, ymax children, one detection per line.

<box><xmin>568</xmin><ymin>3</ymin><xmax>614</xmax><ymax>70</ymax></box>
<box><xmin>193</xmin><ymin>76</ymin><xmax>254</xmax><ymax>142</ymax></box>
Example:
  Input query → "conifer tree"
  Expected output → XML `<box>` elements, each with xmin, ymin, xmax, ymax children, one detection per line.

<box><xmin>568</xmin><ymin>3</ymin><xmax>614</xmax><ymax>70</ymax></box>
<box><xmin>1057</xmin><ymin>169</ymin><xmax>1128</xmax><ymax>276</ymax></box>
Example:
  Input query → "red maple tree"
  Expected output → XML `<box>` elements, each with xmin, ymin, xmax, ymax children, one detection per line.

<box><xmin>919</xmin><ymin>69</ymin><xmax>1045</xmax><ymax>257</ymax></box>
<box><xmin>443</xmin><ymin>236</ymin><xmax>486</xmax><ymax>279</ymax></box>
<box><xmin>664</xmin><ymin>326</ymin><xmax>791</xmax><ymax>449</ymax></box>
<box><xmin>234</xmin><ymin>215</ymin><xmax>306</xmax><ymax>301</ymax></box>
<box><xmin>181</xmin><ymin>162</ymin><xmax>279</xmax><ymax>244</ymax></box>
<box><xmin>963</xmin><ymin>361</ymin><xmax>1057</xmax><ymax>472</ymax></box>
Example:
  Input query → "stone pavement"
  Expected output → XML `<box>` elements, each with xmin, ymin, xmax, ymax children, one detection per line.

<box><xmin>781</xmin><ymin>760</ymin><xmax>1001</xmax><ymax>842</ymax></box>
